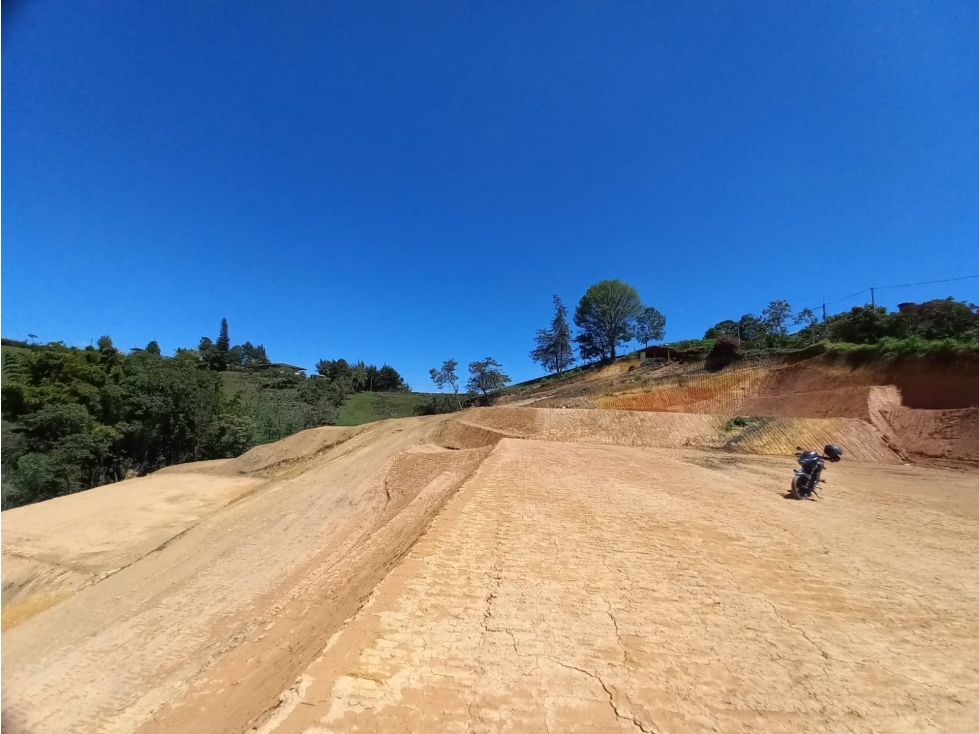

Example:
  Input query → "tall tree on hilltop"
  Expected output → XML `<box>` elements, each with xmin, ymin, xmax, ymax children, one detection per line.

<box><xmin>429</xmin><ymin>359</ymin><xmax>462</xmax><ymax>409</ymax></box>
<box><xmin>467</xmin><ymin>358</ymin><xmax>511</xmax><ymax>398</ymax></box>
<box><xmin>241</xmin><ymin>342</ymin><xmax>270</xmax><ymax>367</ymax></box>
<box><xmin>794</xmin><ymin>308</ymin><xmax>819</xmax><ymax>344</ymax></box>
<box><xmin>376</xmin><ymin>364</ymin><xmax>408</xmax><ymax>392</ymax></box>
<box><xmin>761</xmin><ymin>300</ymin><xmax>793</xmax><ymax>336</ymax></box>
<box><xmin>350</xmin><ymin>361</ymin><xmax>368</xmax><ymax>392</ymax></box>
<box><xmin>704</xmin><ymin>319</ymin><xmax>739</xmax><ymax>340</ymax></box>
<box><xmin>217</xmin><ymin>318</ymin><xmax>231</xmax><ymax>354</ymax></box>
<box><xmin>634</xmin><ymin>306</ymin><xmax>667</xmax><ymax>347</ymax></box>
<box><xmin>198</xmin><ymin>336</ymin><xmax>225</xmax><ymax>371</ymax></box>
<box><xmin>530</xmin><ymin>295</ymin><xmax>575</xmax><ymax>375</ymax></box>
<box><xmin>737</xmin><ymin>314</ymin><xmax>766</xmax><ymax>343</ymax></box>
<box><xmin>574</xmin><ymin>280</ymin><xmax>644</xmax><ymax>361</ymax></box>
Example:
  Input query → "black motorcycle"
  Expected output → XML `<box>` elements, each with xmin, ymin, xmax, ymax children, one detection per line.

<box><xmin>791</xmin><ymin>444</ymin><xmax>844</xmax><ymax>499</ymax></box>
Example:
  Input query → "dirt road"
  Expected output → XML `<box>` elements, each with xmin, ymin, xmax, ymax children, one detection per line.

<box><xmin>3</xmin><ymin>409</ymin><xmax>978</xmax><ymax>733</ymax></box>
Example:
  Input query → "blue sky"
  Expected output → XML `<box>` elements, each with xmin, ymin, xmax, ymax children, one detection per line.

<box><xmin>3</xmin><ymin>1</ymin><xmax>977</xmax><ymax>387</ymax></box>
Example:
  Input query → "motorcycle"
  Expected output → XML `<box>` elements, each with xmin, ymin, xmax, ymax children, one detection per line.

<box><xmin>791</xmin><ymin>444</ymin><xmax>844</xmax><ymax>499</ymax></box>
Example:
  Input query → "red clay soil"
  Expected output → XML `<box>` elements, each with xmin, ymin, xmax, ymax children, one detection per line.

<box><xmin>588</xmin><ymin>354</ymin><xmax>979</xmax><ymax>464</ymax></box>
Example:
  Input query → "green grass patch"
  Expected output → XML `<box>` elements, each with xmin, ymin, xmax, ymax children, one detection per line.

<box><xmin>336</xmin><ymin>392</ymin><xmax>435</xmax><ymax>426</ymax></box>
<box><xmin>824</xmin><ymin>336</ymin><xmax>979</xmax><ymax>358</ymax></box>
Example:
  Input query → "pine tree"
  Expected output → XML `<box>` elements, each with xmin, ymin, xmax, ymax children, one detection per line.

<box><xmin>216</xmin><ymin>318</ymin><xmax>231</xmax><ymax>353</ymax></box>
<box><xmin>530</xmin><ymin>295</ymin><xmax>575</xmax><ymax>375</ymax></box>
<box><xmin>549</xmin><ymin>295</ymin><xmax>573</xmax><ymax>374</ymax></box>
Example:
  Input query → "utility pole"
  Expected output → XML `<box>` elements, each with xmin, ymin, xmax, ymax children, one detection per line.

<box><xmin>821</xmin><ymin>298</ymin><xmax>827</xmax><ymax>341</ymax></box>
<box><xmin>870</xmin><ymin>287</ymin><xmax>875</xmax><ymax>308</ymax></box>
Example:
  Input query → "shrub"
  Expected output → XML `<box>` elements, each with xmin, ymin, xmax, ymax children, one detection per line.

<box><xmin>724</xmin><ymin>416</ymin><xmax>753</xmax><ymax>431</ymax></box>
<box><xmin>706</xmin><ymin>336</ymin><xmax>741</xmax><ymax>370</ymax></box>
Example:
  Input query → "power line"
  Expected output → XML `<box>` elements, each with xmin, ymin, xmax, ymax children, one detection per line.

<box><xmin>804</xmin><ymin>274</ymin><xmax>979</xmax><ymax>315</ymax></box>
<box><xmin>875</xmin><ymin>274</ymin><xmax>979</xmax><ymax>291</ymax></box>
<box><xmin>824</xmin><ymin>288</ymin><xmax>871</xmax><ymax>307</ymax></box>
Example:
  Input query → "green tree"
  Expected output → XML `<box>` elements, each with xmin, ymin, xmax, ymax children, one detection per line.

<box><xmin>761</xmin><ymin>300</ymin><xmax>793</xmax><ymax>336</ymax></box>
<box><xmin>375</xmin><ymin>364</ymin><xmax>408</xmax><ymax>392</ymax></box>
<box><xmin>240</xmin><ymin>342</ymin><xmax>270</xmax><ymax>367</ymax></box>
<box><xmin>704</xmin><ymin>319</ymin><xmax>739</xmax><ymax>340</ymax></box>
<box><xmin>634</xmin><ymin>306</ymin><xmax>666</xmax><ymax>347</ymax></box>
<box><xmin>573</xmin><ymin>280</ymin><xmax>644</xmax><ymax>361</ymax></box>
<box><xmin>227</xmin><ymin>344</ymin><xmax>244</xmax><ymax>367</ymax></box>
<box><xmin>198</xmin><ymin>336</ymin><xmax>226</xmax><ymax>371</ymax></box>
<box><xmin>363</xmin><ymin>364</ymin><xmax>381</xmax><ymax>391</ymax></box>
<box><xmin>350</xmin><ymin>361</ymin><xmax>368</xmax><ymax>392</ymax></box>
<box><xmin>737</xmin><ymin>314</ymin><xmax>767</xmax><ymax>343</ymax></box>
<box><xmin>217</xmin><ymin>318</ymin><xmax>231</xmax><ymax>354</ymax></box>
<box><xmin>825</xmin><ymin>305</ymin><xmax>890</xmax><ymax>344</ymax></box>
<box><xmin>530</xmin><ymin>295</ymin><xmax>575</xmax><ymax>375</ymax></box>
<box><xmin>145</xmin><ymin>340</ymin><xmax>162</xmax><ymax>356</ymax></box>
<box><xmin>794</xmin><ymin>308</ymin><xmax>819</xmax><ymax>344</ymax></box>
<box><xmin>467</xmin><ymin>358</ymin><xmax>511</xmax><ymax>398</ymax></box>
<box><xmin>891</xmin><ymin>298</ymin><xmax>978</xmax><ymax>340</ymax></box>
<box><xmin>430</xmin><ymin>359</ymin><xmax>462</xmax><ymax>409</ymax></box>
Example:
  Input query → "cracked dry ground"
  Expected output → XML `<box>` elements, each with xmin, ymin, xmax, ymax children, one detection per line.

<box><xmin>258</xmin><ymin>440</ymin><xmax>979</xmax><ymax>734</ymax></box>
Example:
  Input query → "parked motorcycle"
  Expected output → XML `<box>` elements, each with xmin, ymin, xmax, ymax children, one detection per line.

<box><xmin>791</xmin><ymin>444</ymin><xmax>844</xmax><ymax>499</ymax></box>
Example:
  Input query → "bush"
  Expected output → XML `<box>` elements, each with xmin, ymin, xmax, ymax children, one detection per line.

<box><xmin>663</xmin><ymin>339</ymin><xmax>714</xmax><ymax>351</ymax></box>
<box><xmin>825</xmin><ymin>336</ymin><xmax>979</xmax><ymax>358</ymax></box>
<box><xmin>706</xmin><ymin>336</ymin><xmax>741</xmax><ymax>370</ymax></box>
<box><xmin>724</xmin><ymin>416</ymin><xmax>752</xmax><ymax>431</ymax></box>
<box><xmin>412</xmin><ymin>394</ymin><xmax>469</xmax><ymax>416</ymax></box>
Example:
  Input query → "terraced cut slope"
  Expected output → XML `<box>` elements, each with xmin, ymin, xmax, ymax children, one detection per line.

<box><xmin>581</xmin><ymin>354</ymin><xmax>978</xmax><ymax>464</ymax></box>
<box><xmin>2</xmin><ymin>404</ymin><xmax>978</xmax><ymax>734</ymax></box>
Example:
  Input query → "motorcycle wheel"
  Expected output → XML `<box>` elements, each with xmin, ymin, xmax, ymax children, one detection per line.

<box><xmin>790</xmin><ymin>475</ymin><xmax>807</xmax><ymax>500</ymax></box>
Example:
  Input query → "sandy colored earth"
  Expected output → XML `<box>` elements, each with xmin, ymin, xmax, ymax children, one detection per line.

<box><xmin>252</xmin><ymin>440</ymin><xmax>979</xmax><ymax>734</ymax></box>
<box><xmin>3</xmin><ymin>355</ymin><xmax>979</xmax><ymax>734</ymax></box>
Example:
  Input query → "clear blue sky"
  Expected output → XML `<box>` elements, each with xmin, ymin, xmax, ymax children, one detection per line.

<box><xmin>3</xmin><ymin>1</ymin><xmax>977</xmax><ymax>387</ymax></box>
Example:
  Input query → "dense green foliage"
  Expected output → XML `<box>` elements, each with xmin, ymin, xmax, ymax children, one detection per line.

<box><xmin>2</xmin><ymin>344</ymin><xmax>258</xmax><ymax>508</ymax></box>
<box><xmin>574</xmin><ymin>280</ymin><xmax>645</xmax><ymax>361</ymax></box>
<box><xmin>1</xmin><ymin>320</ymin><xmax>416</xmax><ymax>509</ymax></box>
<box><xmin>570</xmin><ymin>280</ymin><xmax>670</xmax><ymax>361</ymax></box>
<box><xmin>701</xmin><ymin>298</ymin><xmax>978</xmax><ymax>352</ymax></box>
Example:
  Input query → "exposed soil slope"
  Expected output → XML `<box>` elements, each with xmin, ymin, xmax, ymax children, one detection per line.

<box><xmin>581</xmin><ymin>353</ymin><xmax>978</xmax><ymax>463</ymax></box>
<box><xmin>253</xmin><ymin>439</ymin><xmax>979</xmax><ymax>734</ymax></box>
<box><xmin>3</xmin><ymin>400</ymin><xmax>977</xmax><ymax>734</ymax></box>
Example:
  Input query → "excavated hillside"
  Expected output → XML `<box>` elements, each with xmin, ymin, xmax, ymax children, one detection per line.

<box><xmin>510</xmin><ymin>351</ymin><xmax>979</xmax><ymax>465</ymax></box>
<box><xmin>3</xmin><ymin>355</ymin><xmax>978</xmax><ymax>734</ymax></box>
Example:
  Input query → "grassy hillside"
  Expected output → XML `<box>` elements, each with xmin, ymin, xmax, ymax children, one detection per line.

<box><xmin>336</xmin><ymin>392</ymin><xmax>435</xmax><ymax>426</ymax></box>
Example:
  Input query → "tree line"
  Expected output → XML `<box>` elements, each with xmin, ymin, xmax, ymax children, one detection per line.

<box><xmin>701</xmin><ymin>297</ymin><xmax>979</xmax><ymax>350</ymax></box>
<box><xmin>530</xmin><ymin>279</ymin><xmax>667</xmax><ymax>375</ymax></box>
<box><xmin>1</xmin><ymin>319</ymin><xmax>411</xmax><ymax>509</ymax></box>
<box><xmin>417</xmin><ymin>357</ymin><xmax>513</xmax><ymax>414</ymax></box>
<box><xmin>419</xmin><ymin>279</ymin><xmax>668</xmax><ymax>413</ymax></box>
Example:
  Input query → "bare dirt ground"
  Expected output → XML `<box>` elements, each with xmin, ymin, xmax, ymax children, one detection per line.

<box><xmin>228</xmin><ymin>440</ymin><xmax>979</xmax><ymax>734</ymax></box>
<box><xmin>3</xmin><ymin>405</ymin><xmax>978</xmax><ymax>733</ymax></box>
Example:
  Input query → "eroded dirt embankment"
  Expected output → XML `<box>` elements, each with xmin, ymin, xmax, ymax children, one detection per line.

<box><xmin>2</xmin><ymin>415</ymin><xmax>492</xmax><ymax>734</ymax></box>
<box><xmin>586</xmin><ymin>353</ymin><xmax>978</xmax><ymax>463</ymax></box>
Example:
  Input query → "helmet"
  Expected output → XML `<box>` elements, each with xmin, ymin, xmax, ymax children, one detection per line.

<box><xmin>824</xmin><ymin>444</ymin><xmax>844</xmax><ymax>462</ymax></box>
